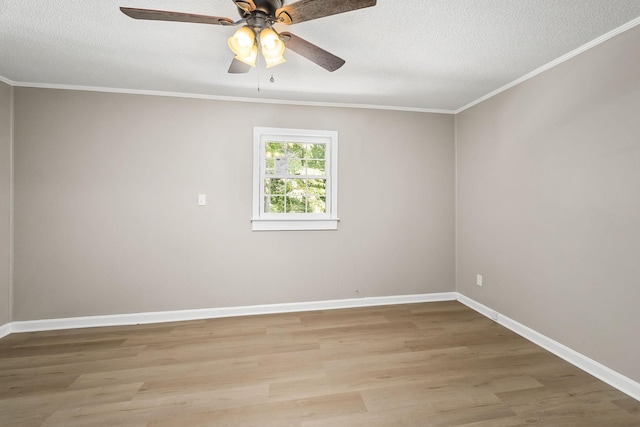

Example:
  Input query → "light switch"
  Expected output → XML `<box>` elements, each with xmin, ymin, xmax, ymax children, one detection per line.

<box><xmin>198</xmin><ymin>194</ymin><xmax>206</xmax><ymax>206</ymax></box>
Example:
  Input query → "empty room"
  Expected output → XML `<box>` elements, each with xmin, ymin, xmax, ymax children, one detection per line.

<box><xmin>1</xmin><ymin>1</ymin><xmax>639</xmax><ymax>425</ymax></box>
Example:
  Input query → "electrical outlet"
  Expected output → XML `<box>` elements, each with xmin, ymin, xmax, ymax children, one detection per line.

<box><xmin>476</xmin><ymin>274</ymin><xmax>483</xmax><ymax>286</ymax></box>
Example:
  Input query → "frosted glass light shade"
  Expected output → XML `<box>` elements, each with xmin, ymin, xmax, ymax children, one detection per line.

<box><xmin>234</xmin><ymin>44</ymin><xmax>258</xmax><ymax>67</ymax></box>
<box><xmin>228</xmin><ymin>26</ymin><xmax>257</xmax><ymax>67</ymax></box>
<box><xmin>260</xmin><ymin>28</ymin><xmax>286</xmax><ymax>68</ymax></box>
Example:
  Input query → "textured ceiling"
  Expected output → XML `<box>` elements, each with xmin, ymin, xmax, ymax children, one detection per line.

<box><xmin>1</xmin><ymin>0</ymin><xmax>640</xmax><ymax>112</ymax></box>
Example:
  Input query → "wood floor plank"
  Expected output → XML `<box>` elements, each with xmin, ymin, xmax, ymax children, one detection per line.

<box><xmin>146</xmin><ymin>391</ymin><xmax>367</xmax><ymax>427</ymax></box>
<box><xmin>0</xmin><ymin>301</ymin><xmax>637</xmax><ymax>426</ymax></box>
<box><xmin>0</xmin><ymin>382</ymin><xmax>144</xmax><ymax>427</ymax></box>
<box><xmin>613</xmin><ymin>396</ymin><xmax>640</xmax><ymax>416</ymax></box>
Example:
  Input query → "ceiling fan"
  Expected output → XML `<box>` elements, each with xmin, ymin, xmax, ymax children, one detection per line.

<box><xmin>120</xmin><ymin>0</ymin><xmax>377</xmax><ymax>74</ymax></box>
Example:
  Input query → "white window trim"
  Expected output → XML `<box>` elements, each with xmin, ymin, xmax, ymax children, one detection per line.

<box><xmin>252</xmin><ymin>127</ymin><xmax>338</xmax><ymax>231</ymax></box>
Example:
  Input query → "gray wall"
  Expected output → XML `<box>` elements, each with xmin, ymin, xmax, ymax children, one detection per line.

<box><xmin>0</xmin><ymin>82</ymin><xmax>11</xmax><ymax>326</ymax></box>
<box><xmin>13</xmin><ymin>88</ymin><xmax>455</xmax><ymax>321</ymax></box>
<box><xmin>456</xmin><ymin>24</ymin><xmax>640</xmax><ymax>382</ymax></box>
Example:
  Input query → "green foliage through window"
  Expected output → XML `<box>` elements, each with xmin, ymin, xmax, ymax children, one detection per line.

<box><xmin>263</xmin><ymin>141</ymin><xmax>327</xmax><ymax>213</ymax></box>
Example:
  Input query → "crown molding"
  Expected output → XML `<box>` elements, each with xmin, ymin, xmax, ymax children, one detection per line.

<box><xmin>3</xmin><ymin>80</ymin><xmax>455</xmax><ymax>115</ymax></box>
<box><xmin>0</xmin><ymin>75</ymin><xmax>15</xmax><ymax>86</ymax></box>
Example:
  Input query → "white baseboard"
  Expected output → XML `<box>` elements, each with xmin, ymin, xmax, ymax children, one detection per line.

<box><xmin>0</xmin><ymin>323</ymin><xmax>11</xmax><ymax>340</ymax></box>
<box><xmin>7</xmin><ymin>292</ymin><xmax>457</xmax><ymax>334</ymax></box>
<box><xmin>456</xmin><ymin>293</ymin><xmax>640</xmax><ymax>402</ymax></box>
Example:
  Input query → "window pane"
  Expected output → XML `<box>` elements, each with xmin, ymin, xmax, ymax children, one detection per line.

<box><xmin>265</xmin><ymin>142</ymin><xmax>285</xmax><ymax>158</ymax></box>
<box><xmin>306</xmin><ymin>160</ymin><xmax>325</xmax><ymax>176</ymax></box>
<box><xmin>286</xmin><ymin>195</ymin><xmax>307</xmax><ymax>213</ymax></box>
<box><xmin>308</xmin><ymin>179</ymin><xmax>326</xmax><ymax>213</ymax></box>
<box><xmin>318</xmin><ymin>196</ymin><xmax>326</xmax><ymax>213</ymax></box>
<box><xmin>274</xmin><ymin>157</ymin><xmax>288</xmax><ymax>176</ymax></box>
<box><xmin>264</xmin><ymin>178</ymin><xmax>285</xmax><ymax>195</ymax></box>
<box><xmin>265</xmin><ymin>196</ymin><xmax>285</xmax><ymax>213</ymax></box>
<box><xmin>265</xmin><ymin>158</ymin><xmax>275</xmax><ymax>175</ymax></box>
<box><xmin>308</xmin><ymin>194</ymin><xmax>326</xmax><ymax>213</ymax></box>
<box><xmin>288</xmin><ymin>143</ymin><xmax>306</xmax><ymax>159</ymax></box>
<box><xmin>307</xmin><ymin>143</ymin><xmax>325</xmax><ymax>160</ymax></box>
<box><xmin>286</xmin><ymin>178</ymin><xmax>307</xmax><ymax>195</ymax></box>
<box><xmin>287</xmin><ymin>158</ymin><xmax>305</xmax><ymax>176</ymax></box>
<box><xmin>308</xmin><ymin>178</ymin><xmax>326</xmax><ymax>195</ymax></box>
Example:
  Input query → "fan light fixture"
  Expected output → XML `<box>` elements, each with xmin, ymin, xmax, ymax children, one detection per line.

<box><xmin>228</xmin><ymin>25</ymin><xmax>286</xmax><ymax>68</ymax></box>
<box><xmin>120</xmin><ymin>0</ymin><xmax>379</xmax><ymax>73</ymax></box>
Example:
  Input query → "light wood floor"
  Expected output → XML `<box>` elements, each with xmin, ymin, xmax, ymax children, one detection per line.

<box><xmin>0</xmin><ymin>301</ymin><xmax>638</xmax><ymax>426</ymax></box>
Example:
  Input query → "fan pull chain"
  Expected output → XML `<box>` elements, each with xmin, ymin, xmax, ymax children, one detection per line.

<box><xmin>257</xmin><ymin>54</ymin><xmax>261</xmax><ymax>92</ymax></box>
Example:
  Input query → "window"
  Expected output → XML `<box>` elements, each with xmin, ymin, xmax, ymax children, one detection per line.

<box><xmin>252</xmin><ymin>127</ymin><xmax>338</xmax><ymax>231</ymax></box>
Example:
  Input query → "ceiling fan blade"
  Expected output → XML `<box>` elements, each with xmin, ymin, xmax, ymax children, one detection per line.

<box><xmin>276</xmin><ymin>0</ymin><xmax>376</xmax><ymax>25</ymax></box>
<box><xmin>120</xmin><ymin>7</ymin><xmax>235</xmax><ymax>25</ymax></box>
<box><xmin>228</xmin><ymin>57</ymin><xmax>251</xmax><ymax>74</ymax></box>
<box><xmin>280</xmin><ymin>32</ymin><xmax>345</xmax><ymax>72</ymax></box>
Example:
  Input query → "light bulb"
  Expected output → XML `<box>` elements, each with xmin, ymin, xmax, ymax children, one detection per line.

<box><xmin>237</xmin><ymin>35</ymin><xmax>252</xmax><ymax>48</ymax></box>
<box><xmin>263</xmin><ymin>38</ymin><xmax>276</xmax><ymax>50</ymax></box>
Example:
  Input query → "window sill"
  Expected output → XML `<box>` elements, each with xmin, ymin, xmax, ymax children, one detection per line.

<box><xmin>251</xmin><ymin>218</ymin><xmax>339</xmax><ymax>231</ymax></box>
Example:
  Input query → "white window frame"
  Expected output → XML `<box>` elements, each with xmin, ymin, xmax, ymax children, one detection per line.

<box><xmin>252</xmin><ymin>127</ymin><xmax>338</xmax><ymax>231</ymax></box>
